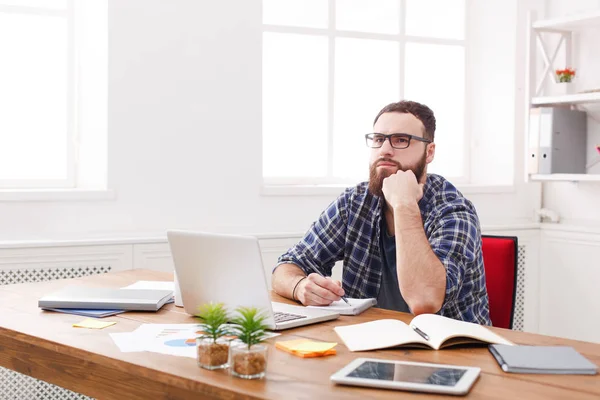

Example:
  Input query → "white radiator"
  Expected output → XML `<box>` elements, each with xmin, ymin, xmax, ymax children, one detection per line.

<box><xmin>0</xmin><ymin>266</ymin><xmax>111</xmax><ymax>400</ymax></box>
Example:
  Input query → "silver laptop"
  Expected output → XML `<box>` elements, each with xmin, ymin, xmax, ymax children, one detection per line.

<box><xmin>167</xmin><ymin>230</ymin><xmax>339</xmax><ymax>330</ymax></box>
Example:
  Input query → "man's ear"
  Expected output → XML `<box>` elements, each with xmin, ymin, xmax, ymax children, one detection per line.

<box><xmin>426</xmin><ymin>142</ymin><xmax>435</xmax><ymax>164</ymax></box>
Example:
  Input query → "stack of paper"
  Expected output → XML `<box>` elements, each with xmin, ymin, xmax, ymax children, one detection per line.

<box><xmin>40</xmin><ymin>281</ymin><xmax>175</xmax><ymax>315</ymax></box>
<box><xmin>275</xmin><ymin>339</ymin><xmax>337</xmax><ymax>358</ymax></box>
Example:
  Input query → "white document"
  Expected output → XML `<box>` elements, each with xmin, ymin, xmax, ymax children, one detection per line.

<box><xmin>145</xmin><ymin>330</ymin><xmax>281</xmax><ymax>359</ymax></box>
<box><xmin>146</xmin><ymin>332</ymin><xmax>198</xmax><ymax>358</ymax></box>
<box><xmin>109</xmin><ymin>323</ymin><xmax>198</xmax><ymax>353</ymax></box>
<box><xmin>308</xmin><ymin>298</ymin><xmax>377</xmax><ymax>316</ymax></box>
<box><xmin>109</xmin><ymin>323</ymin><xmax>280</xmax><ymax>357</ymax></box>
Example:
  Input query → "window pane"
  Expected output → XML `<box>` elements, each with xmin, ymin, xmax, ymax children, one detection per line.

<box><xmin>0</xmin><ymin>0</ymin><xmax>67</xmax><ymax>8</ymax></box>
<box><xmin>336</xmin><ymin>0</ymin><xmax>400</xmax><ymax>34</ymax></box>
<box><xmin>262</xmin><ymin>0</ymin><xmax>328</xmax><ymax>29</ymax></box>
<box><xmin>0</xmin><ymin>13</ymin><xmax>68</xmax><ymax>180</ymax></box>
<box><xmin>404</xmin><ymin>43</ymin><xmax>464</xmax><ymax>177</ymax></box>
<box><xmin>77</xmin><ymin>0</ymin><xmax>108</xmax><ymax>188</ymax></box>
<box><xmin>406</xmin><ymin>0</ymin><xmax>465</xmax><ymax>40</ymax></box>
<box><xmin>263</xmin><ymin>32</ymin><xmax>328</xmax><ymax>178</ymax></box>
<box><xmin>333</xmin><ymin>38</ymin><xmax>399</xmax><ymax>180</ymax></box>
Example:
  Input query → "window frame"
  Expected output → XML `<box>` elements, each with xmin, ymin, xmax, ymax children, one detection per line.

<box><xmin>0</xmin><ymin>0</ymin><xmax>76</xmax><ymax>189</ymax></box>
<box><xmin>262</xmin><ymin>0</ymin><xmax>470</xmax><ymax>187</ymax></box>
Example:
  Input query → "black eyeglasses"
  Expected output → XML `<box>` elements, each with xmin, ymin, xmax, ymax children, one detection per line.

<box><xmin>365</xmin><ymin>133</ymin><xmax>432</xmax><ymax>149</ymax></box>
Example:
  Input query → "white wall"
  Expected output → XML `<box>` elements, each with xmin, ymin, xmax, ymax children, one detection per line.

<box><xmin>541</xmin><ymin>0</ymin><xmax>600</xmax><ymax>225</ymax></box>
<box><xmin>0</xmin><ymin>0</ymin><xmax>540</xmax><ymax>243</ymax></box>
<box><xmin>469</xmin><ymin>1</ymin><xmax>516</xmax><ymax>186</ymax></box>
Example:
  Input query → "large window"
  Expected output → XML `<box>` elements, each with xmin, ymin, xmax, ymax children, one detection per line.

<box><xmin>0</xmin><ymin>0</ymin><xmax>106</xmax><ymax>190</ymax></box>
<box><xmin>262</xmin><ymin>0</ymin><xmax>467</xmax><ymax>185</ymax></box>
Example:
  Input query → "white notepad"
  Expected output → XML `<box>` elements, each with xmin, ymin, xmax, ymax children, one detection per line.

<box><xmin>308</xmin><ymin>298</ymin><xmax>377</xmax><ymax>316</ymax></box>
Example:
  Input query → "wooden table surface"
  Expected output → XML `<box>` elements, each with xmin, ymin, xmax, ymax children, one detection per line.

<box><xmin>0</xmin><ymin>269</ymin><xmax>598</xmax><ymax>400</ymax></box>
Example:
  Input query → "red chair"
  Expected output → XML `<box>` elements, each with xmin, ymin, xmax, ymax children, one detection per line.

<box><xmin>481</xmin><ymin>235</ymin><xmax>518</xmax><ymax>329</ymax></box>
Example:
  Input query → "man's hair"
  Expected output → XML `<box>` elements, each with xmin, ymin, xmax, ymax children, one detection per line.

<box><xmin>373</xmin><ymin>100</ymin><xmax>436</xmax><ymax>142</ymax></box>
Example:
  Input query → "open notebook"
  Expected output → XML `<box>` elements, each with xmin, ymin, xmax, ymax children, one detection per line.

<box><xmin>334</xmin><ymin>314</ymin><xmax>513</xmax><ymax>351</ymax></box>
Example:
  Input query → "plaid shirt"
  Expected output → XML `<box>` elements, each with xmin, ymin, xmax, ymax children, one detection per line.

<box><xmin>277</xmin><ymin>174</ymin><xmax>491</xmax><ymax>325</ymax></box>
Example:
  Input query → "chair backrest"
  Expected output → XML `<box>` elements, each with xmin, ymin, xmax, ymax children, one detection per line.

<box><xmin>481</xmin><ymin>235</ymin><xmax>518</xmax><ymax>329</ymax></box>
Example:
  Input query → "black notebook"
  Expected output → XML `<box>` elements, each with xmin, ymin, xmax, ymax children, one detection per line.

<box><xmin>489</xmin><ymin>344</ymin><xmax>598</xmax><ymax>375</ymax></box>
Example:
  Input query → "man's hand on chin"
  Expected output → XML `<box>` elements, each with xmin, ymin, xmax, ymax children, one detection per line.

<box><xmin>382</xmin><ymin>170</ymin><xmax>424</xmax><ymax>209</ymax></box>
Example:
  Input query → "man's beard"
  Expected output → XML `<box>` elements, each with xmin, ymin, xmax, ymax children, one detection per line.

<box><xmin>368</xmin><ymin>152</ymin><xmax>427</xmax><ymax>197</ymax></box>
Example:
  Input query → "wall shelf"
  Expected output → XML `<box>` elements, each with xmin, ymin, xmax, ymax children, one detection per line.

<box><xmin>526</xmin><ymin>10</ymin><xmax>600</xmax><ymax>184</ymax></box>
<box><xmin>530</xmin><ymin>174</ymin><xmax>600</xmax><ymax>182</ymax></box>
<box><xmin>531</xmin><ymin>91</ymin><xmax>600</xmax><ymax>106</ymax></box>
<box><xmin>532</xmin><ymin>10</ymin><xmax>600</xmax><ymax>32</ymax></box>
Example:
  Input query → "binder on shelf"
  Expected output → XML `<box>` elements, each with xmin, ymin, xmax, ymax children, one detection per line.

<box><xmin>528</xmin><ymin>107</ymin><xmax>587</xmax><ymax>174</ymax></box>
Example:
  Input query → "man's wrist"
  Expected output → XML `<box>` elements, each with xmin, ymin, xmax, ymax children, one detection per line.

<box><xmin>393</xmin><ymin>202</ymin><xmax>422</xmax><ymax>229</ymax></box>
<box><xmin>392</xmin><ymin>202</ymin><xmax>420</xmax><ymax>217</ymax></box>
<box><xmin>291</xmin><ymin>276</ymin><xmax>307</xmax><ymax>301</ymax></box>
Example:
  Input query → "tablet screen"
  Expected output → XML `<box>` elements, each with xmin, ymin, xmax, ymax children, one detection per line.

<box><xmin>346</xmin><ymin>361</ymin><xmax>467</xmax><ymax>387</ymax></box>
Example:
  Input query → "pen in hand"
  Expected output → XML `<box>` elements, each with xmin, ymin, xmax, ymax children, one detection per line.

<box><xmin>304</xmin><ymin>264</ymin><xmax>351</xmax><ymax>306</ymax></box>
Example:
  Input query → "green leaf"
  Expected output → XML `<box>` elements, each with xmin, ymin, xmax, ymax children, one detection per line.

<box><xmin>195</xmin><ymin>302</ymin><xmax>231</xmax><ymax>343</ymax></box>
<box><xmin>230</xmin><ymin>306</ymin><xmax>270</xmax><ymax>349</ymax></box>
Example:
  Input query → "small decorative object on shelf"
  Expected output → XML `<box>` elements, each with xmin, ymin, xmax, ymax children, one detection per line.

<box><xmin>195</xmin><ymin>302</ymin><xmax>232</xmax><ymax>370</ymax></box>
<box><xmin>230</xmin><ymin>307</ymin><xmax>269</xmax><ymax>380</ymax></box>
<box><xmin>589</xmin><ymin>144</ymin><xmax>600</xmax><ymax>170</ymax></box>
<box><xmin>555</xmin><ymin>68</ymin><xmax>576</xmax><ymax>83</ymax></box>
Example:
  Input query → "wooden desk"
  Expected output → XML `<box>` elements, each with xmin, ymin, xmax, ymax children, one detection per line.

<box><xmin>0</xmin><ymin>269</ymin><xmax>598</xmax><ymax>400</ymax></box>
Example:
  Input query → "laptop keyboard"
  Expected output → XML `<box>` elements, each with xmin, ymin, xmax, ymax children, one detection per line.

<box><xmin>273</xmin><ymin>311</ymin><xmax>307</xmax><ymax>323</ymax></box>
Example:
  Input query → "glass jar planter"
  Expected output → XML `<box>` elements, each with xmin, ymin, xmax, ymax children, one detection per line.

<box><xmin>196</xmin><ymin>337</ymin><xmax>230</xmax><ymax>370</ymax></box>
<box><xmin>230</xmin><ymin>343</ymin><xmax>268</xmax><ymax>379</ymax></box>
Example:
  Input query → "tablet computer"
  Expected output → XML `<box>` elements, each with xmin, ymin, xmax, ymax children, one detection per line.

<box><xmin>330</xmin><ymin>358</ymin><xmax>480</xmax><ymax>395</ymax></box>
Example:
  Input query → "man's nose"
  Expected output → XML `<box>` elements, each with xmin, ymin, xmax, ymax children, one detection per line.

<box><xmin>378</xmin><ymin>138</ymin><xmax>395</xmax><ymax>156</ymax></box>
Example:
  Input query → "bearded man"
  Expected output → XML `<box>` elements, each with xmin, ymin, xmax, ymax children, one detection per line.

<box><xmin>271</xmin><ymin>100</ymin><xmax>490</xmax><ymax>325</ymax></box>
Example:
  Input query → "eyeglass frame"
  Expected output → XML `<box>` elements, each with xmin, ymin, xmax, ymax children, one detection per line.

<box><xmin>365</xmin><ymin>133</ymin><xmax>432</xmax><ymax>149</ymax></box>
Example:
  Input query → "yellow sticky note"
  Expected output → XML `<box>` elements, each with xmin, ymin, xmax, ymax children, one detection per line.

<box><xmin>276</xmin><ymin>339</ymin><xmax>337</xmax><ymax>358</ymax></box>
<box><xmin>276</xmin><ymin>339</ymin><xmax>337</xmax><ymax>353</ymax></box>
<box><xmin>276</xmin><ymin>339</ymin><xmax>308</xmax><ymax>350</ymax></box>
<box><xmin>291</xmin><ymin>341</ymin><xmax>337</xmax><ymax>353</ymax></box>
<box><xmin>73</xmin><ymin>318</ymin><xmax>116</xmax><ymax>329</ymax></box>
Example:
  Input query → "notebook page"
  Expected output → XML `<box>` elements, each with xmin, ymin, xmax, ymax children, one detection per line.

<box><xmin>411</xmin><ymin>314</ymin><xmax>513</xmax><ymax>349</ymax></box>
<box><xmin>334</xmin><ymin>319</ymin><xmax>427</xmax><ymax>351</ymax></box>
<box><xmin>307</xmin><ymin>298</ymin><xmax>376</xmax><ymax>315</ymax></box>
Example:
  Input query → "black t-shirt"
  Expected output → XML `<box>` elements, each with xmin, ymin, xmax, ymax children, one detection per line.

<box><xmin>376</xmin><ymin>217</ymin><xmax>410</xmax><ymax>313</ymax></box>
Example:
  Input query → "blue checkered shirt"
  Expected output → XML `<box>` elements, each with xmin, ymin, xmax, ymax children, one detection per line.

<box><xmin>277</xmin><ymin>174</ymin><xmax>491</xmax><ymax>325</ymax></box>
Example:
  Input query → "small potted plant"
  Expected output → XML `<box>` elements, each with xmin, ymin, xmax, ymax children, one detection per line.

<box><xmin>195</xmin><ymin>302</ymin><xmax>232</xmax><ymax>370</ymax></box>
<box><xmin>229</xmin><ymin>307</ymin><xmax>269</xmax><ymax>379</ymax></box>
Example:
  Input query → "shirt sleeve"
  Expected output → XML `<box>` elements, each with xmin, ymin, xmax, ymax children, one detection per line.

<box><xmin>427</xmin><ymin>201</ymin><xmax>482</xmax><ymax>305</ymax></box>
<box><xmin>275</xmin><ymin>191</ymin><xmax>349</xmax><ymax>277</ymax></box>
